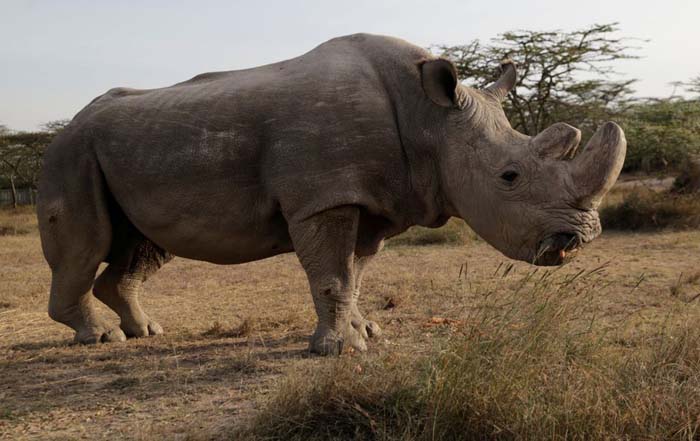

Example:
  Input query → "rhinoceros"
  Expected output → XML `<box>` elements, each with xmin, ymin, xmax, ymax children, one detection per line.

<box><xmin>37</xmin><ymin>33</ymin><xmax>625</xmax><ymax>355</ymax></box>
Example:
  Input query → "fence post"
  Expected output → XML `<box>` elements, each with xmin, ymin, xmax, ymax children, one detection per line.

<box><xmin>10</xmin><ymin>175</ymin><xmax>17</xmax><ymax>209</ymax></box>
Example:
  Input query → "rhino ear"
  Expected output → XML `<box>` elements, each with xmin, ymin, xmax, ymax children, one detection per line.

<box><xmin>421</xmin><ymin>59</ymin><xmax>458</xmax><ymax>108</ymax></box>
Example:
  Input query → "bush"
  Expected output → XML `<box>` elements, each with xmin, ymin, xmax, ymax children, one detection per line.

<box><xmin>672</xmin><ymin>155</ymin><xmax>700</xmax><ymax>194</ymax></box>
<box><xmin>387</xmin><ymin>219</ymin><xmax>477</xmax><ymax>247</ymax></box>
<box><xmin>600</xmin><ymin>188</ymin><xmax>700</xmax><ymax>230</ymax></box>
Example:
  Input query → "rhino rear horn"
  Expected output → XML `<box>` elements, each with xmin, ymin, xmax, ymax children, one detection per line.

<box><xmin>571</xmin><ymin>122</ymin><xmax>627</xmax><ymax>209</ymax></box>
<box><xmin>531</xmin><ymin>123</ymin><xmax>581</xmax><ymax>160</ymax></box>
<box><xmin>485</xmin><ymin>60</ymin><xmax>517</xmax><ymax>101</ymax></box>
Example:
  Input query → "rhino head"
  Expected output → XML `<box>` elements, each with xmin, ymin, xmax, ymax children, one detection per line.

<box><xmin>421</xmin><ymin>59</ymin><xmax>626</xmax><ymax>266</ymax></box>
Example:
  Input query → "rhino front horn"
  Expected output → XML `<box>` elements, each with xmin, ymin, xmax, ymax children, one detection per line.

<box><xmin>571</xmin><ymin>122</ymin><xmax>627</xmax><ymax>209</ymax></box>
<box><xmin>485</xmin><ymin>60</ymin><xmax>517</xmax><ymax>101</ymax></box>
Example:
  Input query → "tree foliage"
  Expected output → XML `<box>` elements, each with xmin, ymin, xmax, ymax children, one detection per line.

<box><xmin>620</xmin><ymin>98</ymin><xmax>700</xmax><ymax>172</ymax></box>
<box><xmin>0</xmin><ymin>120</ymin><xmax>69</xmax><ymax>197</ymax></box>
<box><xmin>437</xmin><ymin>23</ymin><xmax>639</xmax><ymax>138</ymax></box>
<box><xmin>0</xmin><ymin>132</ymin><xmax>53</xmax><ymax>188</ymax></box>
<box><xmin>40</xmin><ymin>119</ymin><xmax>72</xmax><ymax>135</ymax></box>
<box><xmin>686</xmin><ymin>76</ymin><xmax>700</xmax><ymax>96</ymax></box>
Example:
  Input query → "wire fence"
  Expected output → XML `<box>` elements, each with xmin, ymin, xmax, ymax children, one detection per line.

<box><xmin>0</xmin><ymin>188</ymin><xmax>37</xmax><ymax>207</ymax></box>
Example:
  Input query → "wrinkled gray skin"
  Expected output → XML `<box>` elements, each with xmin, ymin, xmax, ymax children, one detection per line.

<box><xmin>37</xmin><ymin>34</ymin><xmax>626</xmax><ymax>354</ymax></box>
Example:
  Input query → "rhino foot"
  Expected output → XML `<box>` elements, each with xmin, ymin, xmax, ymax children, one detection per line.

<box><xmin>350</xmin><ymin>316</ymin><xmax>382</xmax><ymax>339</ymax></box>
<box><xmin>309</xmin><ymin>320</ymin><xmax>371</xmax><ymax>356</ymax></box>
<box><xmin>74</xmin><ymin>326</ymin><xmax>127</xmax><ymax>344</ymax></box>
<box><xmin>121</xmin><ymin>318</ymin><xmax>164</xmax><ymax>339</ymax></box>
<box><xmin>350</xmin><ymin>305</ymin><xmax>382</xmax><ymax>340</ymax></box>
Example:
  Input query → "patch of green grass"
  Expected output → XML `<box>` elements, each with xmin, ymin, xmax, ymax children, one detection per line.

<box><xmin>0</xmin><ymin>408</ymin><xmax>16</xmax><ymax>420</ymax></box>
<box><xmin>237</xmin><ymin>267</ymin><xmax>700</xmax><ymax>441</ymax></box>
<box><xmin>104</xmin><ymin>376</ymin><xmax>141</xmax><ymax>390</ymax></box>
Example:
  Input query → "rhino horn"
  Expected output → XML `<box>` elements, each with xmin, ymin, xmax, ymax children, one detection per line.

<box><xmin>485</xmin><ymin>60</ymin><xmax>517</xmax><ymax>101</ymax></box>
<box><xmin>570</xmin><ymin>122</ymin><xmax>627</xmax><ymax>209</ymax></box>
<box><xmin>531</xmin><ymin>122</ymin><xmax>582</xmax><ymax>160</ymax></box>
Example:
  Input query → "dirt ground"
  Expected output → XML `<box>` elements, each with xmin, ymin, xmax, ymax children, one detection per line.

<box><xmin>1</xmin><ymin>210</ymin><xmax>700</xmax><ymax>440</ymax></box>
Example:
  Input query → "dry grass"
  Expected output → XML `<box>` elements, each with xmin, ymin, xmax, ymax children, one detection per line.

<box><xmin>2</xmin><ymin>206</ymin><xmax>700</xmax><ymax>440</ymax></box>
<box><xmin>202</xmin><ymin>312</ymin><xmax>306</xmax><ymax>339</ymax></box>
<box><xmin>0</xmin><ymin>206</ymin><xmax>37</xmax><ymax>236</ymax></box>
<box><xmin>668</xmin><ymin>270</ymin><xmax>700</xmax><ymax>302</ymax></box>
<box><xmin>239</xmin><ymin>267</ymin><xmax>700</xmax><ymax>440</ymax></box>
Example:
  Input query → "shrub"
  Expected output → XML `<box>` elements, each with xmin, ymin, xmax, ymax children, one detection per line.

<box><xmin>672</xmin><ymin>155</ymin><xmax>700</xmax><ymax>194</ymax></box>
<box><xmin>387</xmin><ymin>219</ymin><xmax>477</xmax><ymax>247</ymax></box>
<box><xmin>600</xmin><ymin>188</ymin><xmax>700</xmax><ymax>230</ymax></box>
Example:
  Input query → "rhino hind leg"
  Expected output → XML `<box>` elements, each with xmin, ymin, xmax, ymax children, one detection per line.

<box><xmin>289</xmin><ymin>206</ymin><xmax>375</xmax><ymax>355</ymax></box>
<box><xmin>39</xmin><ymin>153</ymin><xmax>126</xmax><ymax>344</ymax></box>
<box><xmin>93</xmin><ymin>223</ymin><xmax>172</xmax><ymax>339</ymax></box>
<box><xmin>47</xmin><ymin>269</ymin><xmax>127</xmax><ymax>344</ymax></box>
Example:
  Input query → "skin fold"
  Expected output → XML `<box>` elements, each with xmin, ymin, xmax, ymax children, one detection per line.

<box><xmin>36</xmin><ymin>33</ymin><xmax>626</xmax><ymax>354</ymax></box>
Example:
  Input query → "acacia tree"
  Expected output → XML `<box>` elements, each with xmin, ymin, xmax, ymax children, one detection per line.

<box><xmin>0</xmin><ymin>137</ymin><xmax>27</xmax><ymax>208</ymax></box>
<box><xmin>437</xmin><ymin>23</ymin><xmax>639</xmax><ymax>137</ymax></box>
<box><xmin>0</xmin><ymin>120</ymin><xmax>68</xmax><ymax>207</ymax></box>
<box><xmin>41</xmin><ymin>119</ymin><xmax>71</xmax><ymax>134</ymax></box>
<box><xmin>687</xmin><ymin>76</ymin><xmax>700</xmax><ymax>96</ymax></box>
<box><xmin>0</xmin><ymin>132</ymin><xmax>53</xmax><ymax>207</ymax></box>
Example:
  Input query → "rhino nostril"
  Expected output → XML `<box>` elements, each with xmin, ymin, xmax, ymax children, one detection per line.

<box><xmin>552</xmin><ymin>232</ymin><xmax>580</xmax><ymax>251</ymax></box>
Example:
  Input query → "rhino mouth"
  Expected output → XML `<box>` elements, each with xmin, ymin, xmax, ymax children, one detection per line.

<box><xmin>534</xmin><ymin>232</ymin><xmax>582</xmax><ymax>266</ymax></box>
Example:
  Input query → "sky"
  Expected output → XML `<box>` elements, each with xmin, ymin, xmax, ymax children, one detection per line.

<box><xmin>1</xmin><ymin>0</ymin><xmax>699</xmax><ymax>131</ymax></box>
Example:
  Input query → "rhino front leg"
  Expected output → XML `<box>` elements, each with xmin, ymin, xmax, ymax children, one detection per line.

<box><xmin>350</xmin><ymin>243</ymin><xmax>383</xmax><ymax>340</ymax></box>
<box><xmin>289</xmin><ymin>206</ymin><xmax>372</xmax><ymax>355</ymax></box>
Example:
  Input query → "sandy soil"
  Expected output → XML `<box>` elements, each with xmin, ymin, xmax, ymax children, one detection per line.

<box><xmin>1</xmin><ymin>215</ymin><xmax>700</xmax><ymax>440</ymax></box>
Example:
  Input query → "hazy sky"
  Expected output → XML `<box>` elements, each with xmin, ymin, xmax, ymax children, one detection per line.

<box><xmin>1</xmin><ymin>0</ymin><xmax>698</xmax><ymax>131</ymax></box>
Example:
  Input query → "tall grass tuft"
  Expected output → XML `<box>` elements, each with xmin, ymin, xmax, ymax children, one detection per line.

<box><xmin>237</xmin><ymin>266</ymin><xmax>700</xmax><ymax>440</ymax></box>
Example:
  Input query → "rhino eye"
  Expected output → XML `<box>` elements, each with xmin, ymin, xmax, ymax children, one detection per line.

<box><xmin>501</xmin><ymin>170</ymin><xmax>519</xmax><ymax>183</ymax></box>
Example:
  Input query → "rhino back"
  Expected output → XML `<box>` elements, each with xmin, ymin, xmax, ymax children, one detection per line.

<box><xmin>62</xmin><ymin>34</ymin><xmax>434</xmax><ymax>262</ymax></box>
